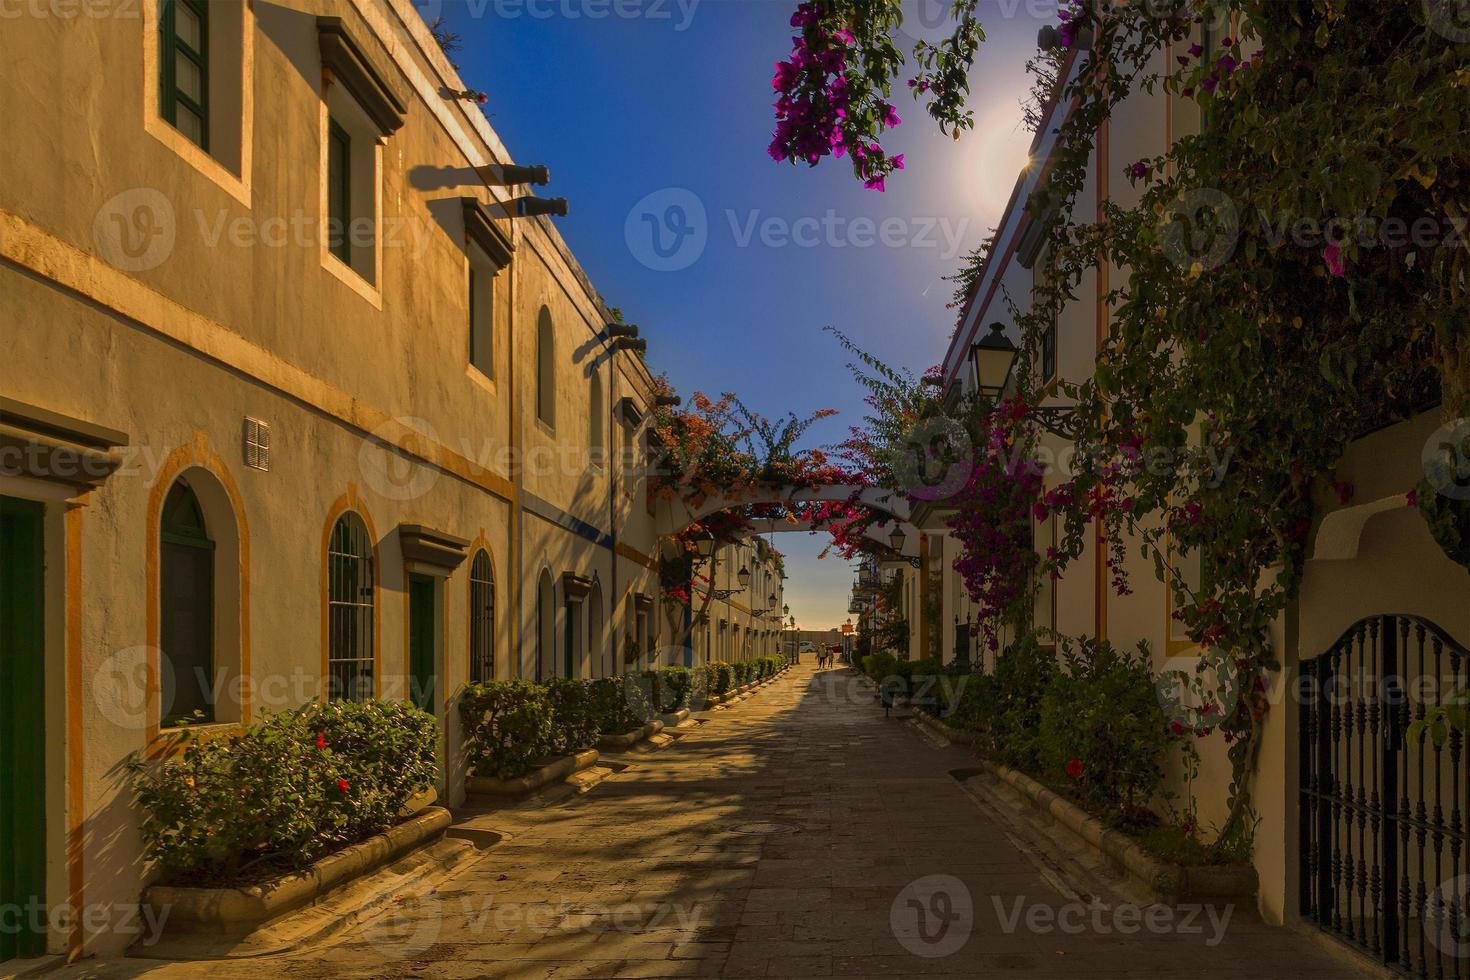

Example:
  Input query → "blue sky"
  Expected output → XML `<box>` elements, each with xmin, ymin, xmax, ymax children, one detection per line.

<box><xmin>426</xmin><ymin>0</ymin><xmax>1053</xmax><ymax>628</ymax></box>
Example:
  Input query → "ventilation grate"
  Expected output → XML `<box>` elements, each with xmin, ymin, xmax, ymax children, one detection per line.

<box><xmin>243</xmin><ymin>416</ymin><xmax>270</xmax><ymax>471</ymax></box>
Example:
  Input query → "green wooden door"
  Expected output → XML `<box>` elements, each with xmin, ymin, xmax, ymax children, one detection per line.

<box><xmin>1</xmin><ymin>496</ymin><xmax>47</xmax><ymax>963</ymax></box>
<box><xmin>563</xmin><ymin>601</ymin><xmax>579</xmax><ymax>679</ymax></box>
<box><xmin>407</xmin><ymin>575</ymin><xmax>436</xmax><ymax>713</ymax></box>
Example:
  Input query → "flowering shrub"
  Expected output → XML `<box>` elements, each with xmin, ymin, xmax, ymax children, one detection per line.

<box><xmin>644</xmin><ymin>666</ymin><xmax>695</xmax><ymax>712</ymax></box>
<box><xmin>130</xmin><ymin>700</ymin><xmax>438</xmax><ymax>886</ymax></box>
<box><xmin>589</xmin><ymin>676</ymin><xmax>654</xmax><ymax>735</ymax></box>
<box><xmin>767</xmin><ymin>0</ymin><xmax>984</xmax><ymax>189</ymax></box>
<box><xmin>947</xmin><ymin>398</ymin><xmax>1045</xmax><ymax>650</ymax></box>
<box><xmin>460</xmin><ymin>680</ymin><xmax>555</xmax><ymax>780</ymax></box>
<box><xmin>769</xmin><ymin>1</ymin><xmax>906</xmax><ymax>189</ymax></box>
<box><xmin>542</xmin><ymin>677</ymin><xmax>600</xmax><ymax>756</ymax></box>
<box><xmin>702</xmin><ymin>661</ymin><xmax>735</xmax><ymax>698</ymax></box>
<box><xmin>1037</xmin><ymin>638</ymin><xmax>1173</xmax><ymax>822</ymax></box>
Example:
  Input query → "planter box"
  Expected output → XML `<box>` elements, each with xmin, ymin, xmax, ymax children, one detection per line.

<box><xmin>658</xmin><ymin>708</ymin><xmax>691</xmax><ymax>728</ymax></box>
<box><xmin>597</xmin><ymin>719</ymin><xmax>664</xmax><ymax>751</ymax></box>
<box><xmin>979</xmin><ymin>760</ymin><xmax>1258</xmax><ymax>905</ymax></box>
<box><xmin>143</xmin><ymin>806</ymin><xmax>453</xmax><ymax>931</ymax></box>
<box><xmin>465</xmin><ymin>748</ymin><xmax>600</xmax><ymax>798</ymax></box>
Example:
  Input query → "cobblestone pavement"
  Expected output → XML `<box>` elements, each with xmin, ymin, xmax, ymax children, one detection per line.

<box><xmin>72</xmin><ymin>663</ymin><xmax>1368</xmax><ymax>979</ymax></box>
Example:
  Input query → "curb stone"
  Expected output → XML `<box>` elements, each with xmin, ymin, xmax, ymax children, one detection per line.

<box><xmin>974</xmin><ymin>759</ymin><xmax>1258</xmax><ymax>906</ymax></box>
<box><xmin>465</xmin><ymin>748</ymin><xmax>601</xmax><ymax>799</ymax></box>
<box><xmin>597</xmin><ymin>719</ymin><xmax>665</xmax><ymax>751</ymax></box>
<box><xmin>142</xmin><ymin>806</ymin><xmax>454</xmax><ymax>932</ymax></box>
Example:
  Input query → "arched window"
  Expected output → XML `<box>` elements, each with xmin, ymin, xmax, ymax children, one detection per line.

<box><xmin>161</xmin><ymin>479</ymin><xmax>214</xmax><ymax>725</ymax></box>
<box><xmin>536</xmin><ymin>308</ymin><xmax>555</xmax><ymax>427</ymax></box>
<box><xmin>588</xmin><ymin>367</ymin><xmax>604</xmax><ymax>463</ymax></box>
<box><xmin>469</xmin><ymin>549</ymin><xmax>495</xmax><ymax>682</ymax></box>
<box><xmin>535</xmin><ymin>570</ymin><xmax>555</xmax><ymax>681</ymax></box>
<box><xmin>327</xmin><ymin>511</ymin><xmax>375</xmax><ymax>700</ymax></box>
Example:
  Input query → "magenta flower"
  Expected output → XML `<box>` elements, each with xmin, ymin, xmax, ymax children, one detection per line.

<box><xmin>1323</xmin><ymin>240</ymin><xmax>1346</xmax><ymax>278</ymax></box>
<box><xmin>1129</xmin><ymin>161</ymin><xmax>1148</xmax><ymax>180</ymax></box>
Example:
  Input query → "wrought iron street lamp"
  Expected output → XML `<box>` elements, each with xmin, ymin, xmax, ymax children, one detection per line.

<box><xmin>888</xmin><ymin>524</ymin><xmax>907</xmax><ymax>552</ymax></box>
<box><xmin>736</xmin><ymin>565</ymin><xmax>751</xmax><ymax>589</ymax></box>
<box><xmin>693</xmin><ymin>535</ymin><xmax>715</xmax><ymax>561</ymax></box>
<box><xmin>970</xmin><ymin>322</ymin><xmax>1020</xmax><ymax>402</ymax></box>
<box><xmin>968</xmin><ymin>321</ymin><xmax>1086</xmax><ymax>439</ymax></box>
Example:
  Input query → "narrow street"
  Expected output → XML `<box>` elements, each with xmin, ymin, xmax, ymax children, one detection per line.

<box><xmin>75</xmin><ymin>664</ymin><xmax>1362</xmax><ymax>980</ymax></box>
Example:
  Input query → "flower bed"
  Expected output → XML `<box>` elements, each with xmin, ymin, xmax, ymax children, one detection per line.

<box><xmin>460</xmin><ymin>656</ymin><xmax>787</xmax><ymax>780</ymax></box>
<box><xmin>129</xmin><ymin>700</ymin><xmax>439</xmax><ymax>887</ymax></box>
<box><xmin>880</xmin><ymin>637</ymin><xmax>1250</xmax><ymax>869</ymax></box>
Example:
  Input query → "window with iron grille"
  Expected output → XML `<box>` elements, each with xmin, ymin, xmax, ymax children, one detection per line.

<box><xmin>469</xmin><ymin>549</ymin><xmax>495</xmax><ymax>682</ymax></box>
<box><xmin>327</xmin><ymin>511</ymin><xmax>374</xmax><ymax>700</ymax></box>
<box><xmin>159</xmin><ymin>0</ymin><xmax>209</xmax><ymax>150</ymax></box>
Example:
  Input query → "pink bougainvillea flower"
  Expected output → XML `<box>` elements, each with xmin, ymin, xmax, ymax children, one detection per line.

<box><xmin>1065</xmin><ymin>758</ymin><xmax>1084</xmax><ymax>780</ymax></box>
<box><xmin>891</xmin><ymin>154</ymin><xmax>904</xmax><ymax>171</ymax></box>
<box><xmin>1323</xmin><ymin>240</ymin><xmax>1346</xmax><ymax>277</ymax></box>
<box><xmin>1130</xmin><ymin>161</ymin><xmax>1148</xmax><ymax>180</ymax></box>
<box><xmin>1170</xmin><ymin>720</ymin><xmax>1185</xmax><ymax>736</ymax></box>
<box><xmin>1188</xmin><ymin>42</ymin><xmax>1203</xmax><ymax>57</ymax></box>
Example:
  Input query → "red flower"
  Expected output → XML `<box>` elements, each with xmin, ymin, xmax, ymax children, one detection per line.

<box><xmin>1323</xmin><ymin>240</ymin><xmax>1346</xmax><ymax>278</ymax></box>
<box><xmin>316</xmin><ymin>732</ymin><xmax>327</xmax><ymax>749</ymax></box>
<box><xmin>1169</xmin><ymin>720</ymin><xmax>1185</xmax><ymax>736</ymax></box>
<box><xmin>1065</xmin><ymin>758</ymin><xmax>1084</xmax><ymax>780</ymax></box>
<box><xmin>337</xmin><ymin>778</ymin><xmax>350</xmax><ymax>793</ymax></box>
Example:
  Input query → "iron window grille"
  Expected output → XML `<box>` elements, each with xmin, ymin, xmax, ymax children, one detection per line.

<box><xmin>327</xmin><ymin>512</ymin><xmax>374</xmax><ymax>700</ymax></box>
<box><xmin>469</xmin><ymin>549</ymin><xmax>495</xmax><ymax>682</ymax></box>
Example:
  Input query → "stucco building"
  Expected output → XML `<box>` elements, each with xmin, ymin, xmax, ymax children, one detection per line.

<box><xmin>0</xmin><ymin>0</ymin><xmax>766</xmax><ymax>962</ymax></box>
<box><xmin>860</xmin><ymin>20</ymin><xmax>1470</xmax><ymax>951</ymax></box>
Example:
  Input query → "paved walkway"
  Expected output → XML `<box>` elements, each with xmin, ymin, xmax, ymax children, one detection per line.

<box><xmin>74</xmin><ymin>663</ymin><xmax>1365</xmax><ymax>979</ymax></box>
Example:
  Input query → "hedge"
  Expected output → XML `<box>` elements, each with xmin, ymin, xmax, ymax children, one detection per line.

<box><xmin>460</xmin><ymin>656</ymin><xmax>786</xmax><ymax>779</ymax></box>
<box><xmin>129</xmin><ymin>700</ymin><xmax>438</xmax><ymax>886</ymax></box>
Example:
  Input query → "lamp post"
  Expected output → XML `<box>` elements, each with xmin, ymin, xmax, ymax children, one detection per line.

<box><xmin>968</xmin><ymin>321</ymin><xmax>1086</xmax><ymax>439</ymax></box>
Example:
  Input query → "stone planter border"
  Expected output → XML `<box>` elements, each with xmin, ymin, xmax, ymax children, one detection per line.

<box><xmin>465</xmin><ymin>748</ymin><xmax>600</xmax><ymax>798</ymax></box>
<box><xmin>143</xmin><ymin>806</ymin><xmax>453</xmax><ymax>930</ymax></box>
<box><xmin>598</xmin><ymin>719</ymin><xmax>665</xmax><ymax>751</ymax></box>
<box><xmin>976</xmin><ymin>758</ymin><xmax>1258</xmax><ymax>905</ymax></box>
<box><xmin>912</xmin><ymin>708</ymin><xmax>979</xmax><ymax>747</ymax></box>
<box><xmin>658</xmin><ymin>708</ymin><xmax>691</xmax><ymax>728</ymax></box>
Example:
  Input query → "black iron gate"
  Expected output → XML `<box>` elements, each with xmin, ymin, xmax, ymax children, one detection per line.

<box><xmin>1300</xmin><ymin>614</ymin><xmax>1470</xmax><ymax>977</ymax></box>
